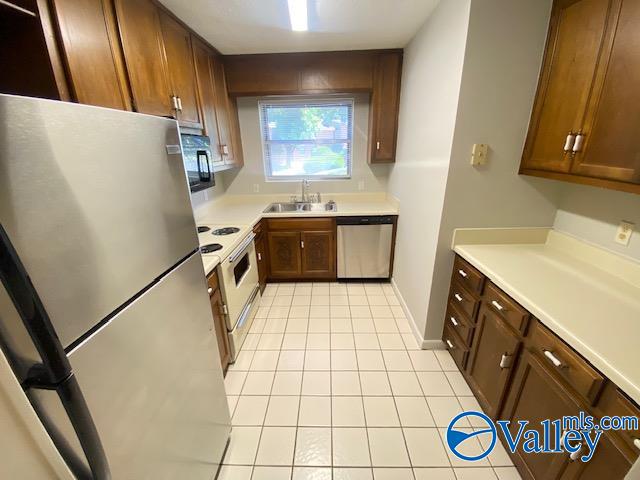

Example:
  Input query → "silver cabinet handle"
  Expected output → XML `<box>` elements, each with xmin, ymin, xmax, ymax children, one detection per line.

<box><xmin>569</xmin><ymin>445</ymin><xmax>583</xmax><ymax>462</ymax></box>
<box><xmin>543</xmin><ymin>350</ymin><xmax>563</xmax><ymax>368</ymax></box>
<box><xmin>176</xmin><ymin>96</ymin><xmax>183</xmax><ymax>112</ymax></box>
<box><xmin>450</xmin><ymin>316</ymin><xmax>458</xmax><ymax>327</ymax></box>
<box><xmin>376</xmin><ymin>141</ymin><xmax>380</xmax><ymax>150</ymax></box>
<box><xmin>572</xmin><ymin>133</ymin><xmax>585</xmax><ymax>153</ymax></box>
<box><xmin>454</xmin><ymin>293</ymin><xmax>463</xmax><ymax>302</ymax></box>
<box><xmin>446</xmin><ymin>339</ymin><xmax>454</xmax><ymax>349</ymax></box>
<box><xmin>171</xmin><ymin>95</ymin><xmax>178</xmax><ymax>110</ymax></box>
<box><xmin>563</xmin><ymin>132</ymin><xmax>576</xmax><ymax>152</ymax></box>
<box><xmin>257</xmin><ymin>252</ymin><xmax>262</xmax><ymax>261</ymax></box>
<box><xmin>500</xmin><ymin>354</ymin><xmax>512</xmax><ymax>369</ymax></box>
<box><xmin>458</xmin><ymin>269</ymin><xmax>468</xmax><ymax>278</ymax></box>
<box><xmin>207</xmin><ymin>287</ymin><xmax>213</xmax><ymax>294</ymax></box>
<box><xmin>301</xmin><ymin>240</ymin><xmax>304</xmax><ymax>249</ymax></box>
<box><xmin>491</xmin><ymin>300</ymin><xmax>504</xmax><ymax>311</ymax></box>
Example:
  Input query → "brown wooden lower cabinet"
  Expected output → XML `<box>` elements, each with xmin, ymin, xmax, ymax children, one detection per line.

<box><xmin>466</xmin><ymin>304</ymin><xmax>524</xmax><ymax>418</ymax></box>
<box><xmin>442</xmin><ymin>254</ymin><xmax>640</xmax><ymax>479</ymax></box>
<box><xmin>207</xmin><ymin>270</ymin><xmax>230</xmax><ymax>375</ymax></box>
<box><xmin>253</xmin><ymin>221</ymin><xmax>268</xmax><ymax>293</ymax></box>
<box><xmin>501</xmin><ymin>350</ymin><xmax>581</xmax><ymax>479</ymax></box>
<box><xmin>265</xmin><ymin>218</ymin><xmax>336</xmax><ymax>281</ymax></box>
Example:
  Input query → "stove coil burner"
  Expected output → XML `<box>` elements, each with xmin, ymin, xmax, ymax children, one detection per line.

<box><xmin>200</xmin><ymin>243</ymin><xmax>223</xmax><ymax>254</ymax></box>
<box><xmin>211</xmin><ymin>227</ymin><xmax>240</xmax><ymax>236</ymax></box>
<box><xmin>197</xmin><ymin>226</ymin><xmax>211</xmax><ymax>233</ymax></box>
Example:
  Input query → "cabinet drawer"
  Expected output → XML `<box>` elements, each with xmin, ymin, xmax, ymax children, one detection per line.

<box><xmin>207</xmin><ymin>270</ymin><xmax>219</xmax><ymax>295</ymax></box>
<box><xmin>452</xmin><ymin>255</ymin><xmax>485</xmax><ymax>295</ymax></box>
<box><xmin>483</xmin><ymin>283</ymin><xmax>529</xmax><ymax>334</ymax></box>
<box><xmin>448</xmin><ymin>283</ymin><xmax>479</xmax><ymax>321</ymax></box>
<box><xmin>443</xmin><ymin>323</ymin><xmax>469</xmax><ymax>370</ymax></box>
<box><xmin>530</xmin><ymin>322</ymin><xmax>605</xmax><ymax>404</ymax></box>
<box><xmin>596</xmin><ymin>384</ymin><xmax>640</xmax><ymax>457</ymax></box>
<box><xmin>445</xmin><ymin>303</ymin><xmax>474</xmax><ymax>347</ymax></box>
<box><xmin>267</xmin><ymin>217</ymin><xmax>334</xmax><ymax>231</ymax></box>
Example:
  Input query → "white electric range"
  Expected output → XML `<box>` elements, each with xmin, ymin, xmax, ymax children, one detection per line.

<box><xmin>197</xmin><ymin>224</ymin><xmax>260</xmax><ymax>361</ymax></box>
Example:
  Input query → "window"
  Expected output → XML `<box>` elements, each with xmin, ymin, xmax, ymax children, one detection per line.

<box><xmin>259</xmin><ymin>98</ymin><xmax>353</xmax><ymax>180</ymax></box>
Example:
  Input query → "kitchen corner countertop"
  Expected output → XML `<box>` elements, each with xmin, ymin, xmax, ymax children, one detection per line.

<box><xmin>196</xmin><ymin>193</ymin><xmax>399</xmax><ymax>276</ymax></box>
<box><xmin>452</xmin><ymin>227</ymin><xmax>640</xmax><ymax>405</ymax></box>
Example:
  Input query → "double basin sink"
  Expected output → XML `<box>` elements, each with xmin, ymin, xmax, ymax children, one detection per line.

<box><xmin>263</xmin><ymin>201</ymin><xmax>337</xmax><ymax>213</ymax></box>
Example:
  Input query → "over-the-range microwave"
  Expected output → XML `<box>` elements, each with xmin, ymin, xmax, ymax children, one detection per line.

<box><xmin>181</xmin><ymin>134</ymin><xmax>215</xmax><ymax>193</ymax></box>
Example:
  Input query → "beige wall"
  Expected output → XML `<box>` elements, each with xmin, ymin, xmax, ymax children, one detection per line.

<box><xmin>423</xmin><ymin>0</ymin><xmax>560</xmax><ymax>342</ymax></box>
<box><xmin>387</xmin><ymin>0</ymin><xmax>472</xmax><ymax>340</ymax></box>
<box><xmin>553</xmin><ymin>184</ymin><xmax>640</xmax><ymax>261</ymax></box>
<box><xmin>220</xmin><ymin>94</ymin><xmax>390</xmax><ymax>196</ymax></box>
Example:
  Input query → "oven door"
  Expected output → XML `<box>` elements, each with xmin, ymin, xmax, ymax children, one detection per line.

<box><xmin>219</xmin><ymin>234</ymin><xmax>259</xmax><ymax>331</ymax></box>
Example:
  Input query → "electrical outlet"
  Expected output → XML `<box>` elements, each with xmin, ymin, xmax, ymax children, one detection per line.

<box><xmin>615</xmin><ymin>221</ymin><xmax>634</xmax><ymax>246</ymax></box>
<box><xmin>253</xmin><ymin>184</ymin><xmax>260</xmax><ymax>193</ymax></box>
<box><xmin>471</xmin><ymin>143</ymin><xmax>489</xmax><ymax>166</ymax></box>
<box><xmin>358</xmin><ymin>180</ymin><xmax>365</xmax><ymax>191</ymax></box>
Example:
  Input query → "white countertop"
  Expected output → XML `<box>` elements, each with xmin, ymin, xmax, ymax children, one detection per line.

<box><xmin>195</xmin><ymin>193</ymin><xmax>399</xmax><ymax>276</ymax></box>
<box><xmin>452</xmin><ymin>228</ymin><xmax>640</xmax><ymax>405</ymax></box>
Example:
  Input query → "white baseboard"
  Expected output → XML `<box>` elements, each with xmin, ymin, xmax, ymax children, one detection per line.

<box><xmin>390</xmin><ymin>278</ymin><xmax>425</xmax><ymax>349</ymax></box>
<box><xmin>391</xmin><ymin>278</ymin><xmax>446</xmax><ymax>351</ymax></box>
<box><xmin>422</xmin><ymin>339</ymin><xmax>446</xmax><ymax>350</ymax></box>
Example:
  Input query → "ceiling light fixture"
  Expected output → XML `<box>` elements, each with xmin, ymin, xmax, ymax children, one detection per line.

<box><xmin>287</xmin><ymin>0</ymin><xmax>308</xmax><ymax>31</ymax></box>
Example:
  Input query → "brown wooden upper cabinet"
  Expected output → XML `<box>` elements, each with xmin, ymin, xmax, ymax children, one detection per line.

<box><xmin>158</xmin><ymin>10</ymin><xmax>202</xmax><ymax>129</ymax></box>
<box><xmin>520</xmin><ymin>0</ymin><xmax>640</xmax><ymax>194</ymax></box>
<box><xmin>370</xmin><ymin>52</ymin><xmax>402</xmax><ymax>163</ymax></box>
<box><xmin>191</xmin><ymin>36</ymin><xmax>243</xmax><ymax>168</ymax></box>
<box><xmin>224</xmin><ymin>50</ymin><xmax>403</xmax><ymax>163</ymax></box>
<box><xmin>50</xmin><ymin>0</ymin><xmax>131</xmax><ymax>110</ymax></box>
<box><xmin>114</xmin><ymin>0</ymin><xmax>173</xmax><ymax>117</ymax></box>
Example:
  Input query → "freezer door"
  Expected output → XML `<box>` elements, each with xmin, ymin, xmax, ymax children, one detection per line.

<box><xmin>0</xmin><ymin>94</ymin><xmax>198</xmax><ymax>348</ymax></box>
<box><xmin>60</xmin><ymin>253</ymin><xmax>230</xmax><ymax>479</ymax></box>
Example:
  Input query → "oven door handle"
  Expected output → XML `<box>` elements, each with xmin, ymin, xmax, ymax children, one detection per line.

<box><xmin>229</xmin><ymin>233</ymin><xmax>256</xmax><ymax>263</ymax></box>
<box><xmin>235</xmin><ymin>285</ymin><xmax>260</xmax><ymax>331</ymax></box>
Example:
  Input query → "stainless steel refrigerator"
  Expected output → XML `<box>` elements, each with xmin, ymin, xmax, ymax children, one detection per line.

<box><xmin>0</xmin><ymin>94</ymin><xmax>231</xmax><ymax>479</ymax></box>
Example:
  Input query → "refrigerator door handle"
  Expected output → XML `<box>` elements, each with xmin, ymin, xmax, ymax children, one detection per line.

<box><xmin>0</xmin><ymin>225</ymin><xmax>111</xmax><ymax>479</ymax></box>
<box><xmin>29</xmin><ymin>374</ymin><xmax>111</xmax><ymax>480</ymax></box>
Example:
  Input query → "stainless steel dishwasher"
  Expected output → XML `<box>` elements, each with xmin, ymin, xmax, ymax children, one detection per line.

<box><xmin>337</xmin><ymin>216</ymin><xmax>395</xmax><ymax>279</ymax></box>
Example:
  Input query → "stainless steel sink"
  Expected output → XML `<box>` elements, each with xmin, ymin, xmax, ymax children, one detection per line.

<box><xmin>263</xmin><ymin>201</ymin><xmax>337</xmax><ymax>213</ymax></box>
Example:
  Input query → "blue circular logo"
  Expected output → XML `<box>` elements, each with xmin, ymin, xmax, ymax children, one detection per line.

<box><xmin>446</xmin><ymin>411</ymin><xmax>497</xmax><ymax>461</ymax></box>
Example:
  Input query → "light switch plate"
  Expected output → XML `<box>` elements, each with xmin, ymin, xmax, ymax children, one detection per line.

<box><xmin>471</xmin><ymin>143</ymin><xmax>489</xmax><ymax>166</ymax></box>
<box><xmin>615</xmin><ymin>221</ymin><xmax>634</xmax><ymax>246</ymax></box>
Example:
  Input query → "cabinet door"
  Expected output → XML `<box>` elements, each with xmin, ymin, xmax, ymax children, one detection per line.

<box><xmin>571</xmin><ymin>0</ymin><xmax>640</xmax><ymax>184</ymax></box>
<box><xmin>559</xmin><ymin>432</ymin><xmax>633</xmax><ymax>480</ymax></box>
<box><xmin>467</xmin><ymin>305</ymin><xmax>521</xmax><ymax>418</ymax></box>
<box><xmin>267</xmin><ymin>231</ymin><xmax>302</xmax><ymax>278</ymax></box>
<box><xmin>158</xmin><ymin>11</ymin><xmax>202</xmax><ymax>129</ymax></box>
<box><xmin>254</xmin><ymin>233</ymin><xmax>268</xmax><ymax>293</ymax></box>
<box><xmin>370</xmin><ymin>52</ymin><xmax>402</xmax><ymax>163</ymax></box>
<box><xmin>301</xmin><ymin>230</ymin><xmax>335</xmax><ymax>278</ymax></box>
<box><xmin>209</xmin><ymin>286</ymin><xmax>231</xmax><ymax>374</ymax></box>
<box><xmin>502</xmin><ymin>350</ymin><xmax>583</xmax><ymax>480</ymax></box>
<box><xmin>192</xmin><ymin>37</ymin><xmax>223</xmax><ymax>164</ymax></box>
<box><xmin>114</xmin><ymin>0</ymin><xmax>172</xmax><ymax>117</ymax></box>
<box><xmin>520</xmin><ymin>0</ymin><xmax>614</xmax><ymax>173</ymax></box>
<box><xmin>52</xmin><ymin>0</ymin><xmax>131</xmax><ymax>110</ymax></box>
<box><xmin>210</xmin><ymin>57</ymin><xmax>237</xmax><ymax>165</ymax></box>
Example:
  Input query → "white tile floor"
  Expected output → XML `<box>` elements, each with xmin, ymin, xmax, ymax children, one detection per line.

<box><xmin>221</xmin><ymin>282</ymin><xmax>521</xmax><ymax>480</ymax></box>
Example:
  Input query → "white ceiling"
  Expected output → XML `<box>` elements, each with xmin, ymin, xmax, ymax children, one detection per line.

<box><xmin>158</xmin><ymin>0</ymin><xmax>440</xmax><ymax>54</ymax></box>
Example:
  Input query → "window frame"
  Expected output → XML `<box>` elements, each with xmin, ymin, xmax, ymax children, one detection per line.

<box><xmin>258</xmin><ymin>96</ymin><xmax>355</xmax><ymax>182</ymax></box>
